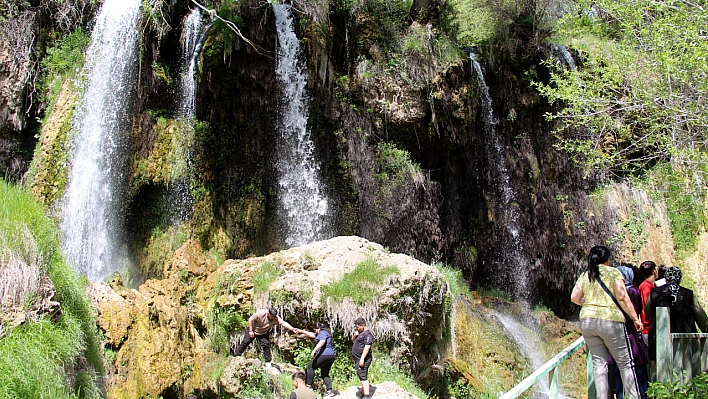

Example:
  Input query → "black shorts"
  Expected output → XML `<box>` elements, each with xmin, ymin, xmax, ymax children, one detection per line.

<box><xmin>354</xmin><ymin>356</ymin><xmax>372</xmax><ymax>381</ymax></box>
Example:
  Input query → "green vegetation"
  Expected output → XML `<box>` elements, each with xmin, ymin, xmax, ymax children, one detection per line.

<box><xmin>321</xmin><ymin>253</ymin><xmax>399</xmax><ymax>305</ymax></box>
<box><xmin>39</xmin><ymin>28</ymin><xmax>91</xmax><ymax>112</ymax></box>
<box><xmin>648</xmin><ymin>372</ymin><xmax>708</xmax><ymax>399</ymax></box>
<box><xmin>435</xmin><ymin>262</ymin><xmax>468</xmax><ymax>298</ymax></box>
<box><xmin>0</xmin><ymin>180</ymin><xmax>104</xmax><ymax>399</ymax></box>
<box><xmin>252</xmin><ymin>261</ymin><xmax>284</xmax><ymax>294</ymax></box>
<box><xmin>536</xmin><ymin>0</ymin><xmax>708</xmax><ymax>178</ymax></box>
<box><xmin>206</xmin><ymin>302</ymin><xmax>247</xmax><ymax>354</ymax></box>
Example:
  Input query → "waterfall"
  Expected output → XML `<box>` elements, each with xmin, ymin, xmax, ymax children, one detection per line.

<box><xmin>60</xmin><ymin>0</ymin><xmax>141</xmax><ymax>282</ymax></box>
<box><xmin>273</xmin><ymin>4</ymin><xmax>333</xmax><ymax>248</ymax></box>
<box><xmin>178</xmin><ymin>9</ymin><xmax>203</xmax><ymax>120</ymax></box>
<box><xmin>469</xmin><ymin>52</ymin><xmax>530</xmax><ymax>300</ymax></box>
<box><xmin>167</xmin><ymin>8</ymin><xmax>209</xmax><ymax>225</ymax></box>
<box><xmin>490</xmin><ymin>310</ymin><xmax>566</xmax><ymax>398</ymax></box>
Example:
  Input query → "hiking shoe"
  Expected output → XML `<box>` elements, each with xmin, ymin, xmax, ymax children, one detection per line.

<box><xmin>264</xmin><ymin>362</ymin><xmax>272</xmax><ymax>368</ymax></box>
<box><xmin>324</xmin><ymin>391</ymin><xmax>336</xmax><ymax>398</ymax></box>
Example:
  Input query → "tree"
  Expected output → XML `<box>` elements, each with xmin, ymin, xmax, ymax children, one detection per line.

<box><xmin>535</xmin><ymin>0</ymin><xmax>708</xmax><ymax>178</ymax></box>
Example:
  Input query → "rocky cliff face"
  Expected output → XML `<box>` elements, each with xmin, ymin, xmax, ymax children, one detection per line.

<box><xmin>18</xmin><ymin>0</ymin><xmax>697</xmax><ymax>319</ymax></box>
<box><xmin>88</xmin><ymin>236</ymin><xmax>449</xmax><ymax>398</ymax></box>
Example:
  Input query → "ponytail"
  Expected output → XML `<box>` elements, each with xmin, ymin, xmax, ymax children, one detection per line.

<box><xmin>587</xmin><ymin>245</ymin><xmax>611</xmax><ymax>282</ymax></box>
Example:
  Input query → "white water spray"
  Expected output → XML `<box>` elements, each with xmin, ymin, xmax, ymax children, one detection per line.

<box><xmin>273</xmin><ymin>4</ymin><xmax>333</xmax><ymax>247</ymax></box>
<box><xmin>60</xmin><ymin>0</ymin><xmax>141</xmax><ymax>282</ymax></box>
<box><xmin>490</xmin><ymin>310</ymin><xmax>566</xmax><ymax>398</ymax></box>
<box><xmin>469</xmin><ymin>53</ymin><xmax>530</xmax><ymax>299</ymax></box>
<box><xmin>166</xmin><ymin>9</ymin><xmax>208</xmax><ymax>225</ymax></box>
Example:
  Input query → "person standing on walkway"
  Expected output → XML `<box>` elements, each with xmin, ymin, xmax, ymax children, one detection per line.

<box><xmin>645</xmin><ymin>266</ymin><xmax>708</xmax><ymax>362</ymax></box>
<box><xmin>571</xmin><ymin>246</ymin><xmax>642</xmax><ymax>399</ymax></box>
<box><xmin>290</xmin><ymin>371</ymin><xmax>317</xmax><ymax>399</ymax></box>
<box><xmin>299</xmin><ymin>322</ymin><xmax>337</xmax><ymax>397</ymax></box>
<box><xmin>352</xmin><ymin>317</ymin><xmax>374</xmax><ymax>399</ymax></box>
<box><xmin>638</xmin><ymin>261</ymin><xmax>657</xmax><ymax>346</ymax></box>
<box><xmin>610</xmin><ymin>265</ymin><xmax>649</xmax><ymax>399</ymax></box>
<box><xmin>232</xmin><ymin>307</ymin><xmax>298</xmax><ymax>369</ymax></box>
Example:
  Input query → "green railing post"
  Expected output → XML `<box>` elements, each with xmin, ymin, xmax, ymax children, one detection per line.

<box><xmin>656</xmin><ymin>307</ymin><xmax>672</xmax><ymax>382</ymax></box>
<box><xmin>587</xmin><ymin>346</ymin><xmax>596</xmax><ymax>399</ymax></box>
<box><xmin>549</xmin><ymin>366</ymin><xmax>559</xmax><ymax>398</ymax></box>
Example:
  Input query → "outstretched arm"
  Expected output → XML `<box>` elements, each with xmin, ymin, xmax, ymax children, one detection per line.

<box><xmin>299</xmin><ymin>330</ymin><xmax>316</xmax><ymax>339</ymax></box>
<box><xmin>280</xmin><ymin>319</ymin><xmax>297</xmax><ymax>333</ymax></box>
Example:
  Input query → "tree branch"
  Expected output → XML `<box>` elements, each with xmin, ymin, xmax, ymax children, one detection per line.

<box><xmin>190</xmin><ymin>0</ymin><xmax>272</xmax><ymax>57</ymax></box>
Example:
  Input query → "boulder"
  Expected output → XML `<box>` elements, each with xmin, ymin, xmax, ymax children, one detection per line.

<box><xmin>88</xmin><ymin>236</ymin><xmax>450</xmax><ymax>398</ymax></box>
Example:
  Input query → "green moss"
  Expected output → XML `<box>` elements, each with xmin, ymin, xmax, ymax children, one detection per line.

<box><xmin>131</xmin><ymin>115</ymin><xmax>193</xmax><ymax>191</ymax></box>
<box><xmin>139</xmin><ymin>225</ymin><xmax>189</xmax><ymax>280</ymax></box>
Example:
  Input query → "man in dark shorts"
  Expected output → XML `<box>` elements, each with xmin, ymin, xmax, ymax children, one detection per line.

<box><xmin>232</xmin><ymin>307</ymin><xmax>298</xmax><ymax>369</ymax></box>
<box><xmin>351</xmin><ymin>317</ymin><xmax>374</xmax><ymax>398</ymax></box>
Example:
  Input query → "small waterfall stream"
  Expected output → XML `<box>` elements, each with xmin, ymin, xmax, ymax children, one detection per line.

<box><xmin>469</xmin><ymin>52</ymin><xmax>530</xmax><ymax>300</ymax></box>
<box><xmin>60</xmin><ymin>0</ymin><xmax>141</xmax><ymax>282</ymax></box>
<box><xmin>490</xmin><ymin>310</ymin><xmax>566</xmax><ymax>398</ymax></box>
<box><xmin>273</xmin><ymin>4</ymin><xmax>332</xmax><ymax>247</ymax></box>
<box><xmin>167</xmin><ymin>8</ymin><xmax>209</xmax><ymax>225</ymax></box>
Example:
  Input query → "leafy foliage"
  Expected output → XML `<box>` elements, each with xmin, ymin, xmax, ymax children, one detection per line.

<box><xmin>647</xmin><ymin>372</ymin><xmax>708</xmax><ymax>399</ymax></box>
<box><xmin>536</xmin><ymin>0</ymin><xmax>708</xmax><ymax>178</ymax></box>
<box><xmin>206</xmin><ymin>302</ymin><xmax>247</xmax><ymax>354</ymax></box>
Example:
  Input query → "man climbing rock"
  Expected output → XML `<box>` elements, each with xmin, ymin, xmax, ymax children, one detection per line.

<box><xmin>232</xmin><ymin>307</ymin><xmax>298</xmax><ymax>369</ymax></box>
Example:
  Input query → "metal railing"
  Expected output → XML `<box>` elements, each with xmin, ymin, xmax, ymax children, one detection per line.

<box><xmin>499</xmin><ymin>336</ymin><xmax>595</xmax><ymax>399</ymax></box>
<box><xmin>655</xmin><ymin>307</ymin><xmax>708</xmax><ymax>384</ymax></box>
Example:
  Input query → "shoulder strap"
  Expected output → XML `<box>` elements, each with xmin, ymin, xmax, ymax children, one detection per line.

<box><xmin>596</xmin><ymin>275</ymin><xmax>623</xmax><ymax>310</ymax></box>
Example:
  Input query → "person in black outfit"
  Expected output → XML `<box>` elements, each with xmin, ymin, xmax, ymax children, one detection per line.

<box><xmin>645</xmin><ymin>266</ymin><xmax>708</xmax><ymax>362</ymax></box>
<box><xmin>299</xmin><ymin>322</ymin><xmax>337</xmax><ymax>397</ymax></box>
<box><xmin>351</xmin><ymin>317</ymin><xmax>374</xmax><ymax>399</ymax></box>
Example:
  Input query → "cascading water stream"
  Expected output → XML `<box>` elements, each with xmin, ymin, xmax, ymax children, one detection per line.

<box><xmin>273</xmin><ymin>4</ymin><xmax>332</xmax><ymax>247</ymax></box>
<box><xmin>490</xmin><ymin>310</ymin><xmax>567</xmax><ymax>398</ymax></box>
<box><xmin>60</xmin><ymin>0</ymin><xmax>141</xmax><ymax>282</ymax></box>
<box><xmin>167</xmin><ymin>8</ymin><xmax>210</xmax><ymax>225</ymax></box>
<box><xmin>469</xmin><ymin>52</ymin><xmax>530</xmax><ymax>300</ymax></box>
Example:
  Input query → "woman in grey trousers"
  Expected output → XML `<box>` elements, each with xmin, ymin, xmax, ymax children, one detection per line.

<box><xmin>571</xmin><ymin>246</ymin><xmax>643</xmax><ymax>399</ymax></box>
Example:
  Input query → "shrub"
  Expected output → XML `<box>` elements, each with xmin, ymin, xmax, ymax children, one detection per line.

<box><xmin>647</xmin><ymin>372</ymin><xmax>708</xmax><ymax>399</ymax></box>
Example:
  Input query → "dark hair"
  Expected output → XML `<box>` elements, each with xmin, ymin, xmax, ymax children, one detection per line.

<box><xmin>314</xmin><ymin>322</ymin><xmax>327</xmax><ymax>330</ymax></box>
<box><xmin>658</xmin><ymin>265</ymin><xmax>668</xmax><ymax>279</ymax></box>
<box><xmin>268</xmin><ymin>307</ymin><xmax>278</xmax><ymax>317</ymax></box>
<box><xmin>292</xmin><ymin>371</ymin><xmax>306</xmax><ymax>381</ymax></box>
<box><xmin>639</xmin><ymin>261</ymin><xmax>657</xmax><ymax>279</ymax></box>
<box><xmin>587</xmin><ymin>246</ymin><xmax>611</xmax><ymax>282</ymax></box>
<box><xmin>354</xmin><ymin>317</ymin><xmax>366</xmax><ymax>326</ymax></box>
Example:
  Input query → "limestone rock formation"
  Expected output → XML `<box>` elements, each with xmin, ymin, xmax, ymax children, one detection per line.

<box><xmin>88</xmin><ymin>236</ymin><xmax>450</xmax><ymax>398</ymax></box>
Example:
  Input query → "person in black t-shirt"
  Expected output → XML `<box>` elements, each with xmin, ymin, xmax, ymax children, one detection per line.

<box><xmin>351</xmin><ymin>317</ymin><xmax>374</xmax><ymax>398</ymax></box>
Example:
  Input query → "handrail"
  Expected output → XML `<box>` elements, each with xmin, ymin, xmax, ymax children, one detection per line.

<box><xmin>499</xmin><ymin>336</ymin><xmax>591</xmax><ymax>399</ymax></box>
<box><xmin>656</xmin><ymin>307</ymin><xmax>708</xmax><ymax>383</ymax></box>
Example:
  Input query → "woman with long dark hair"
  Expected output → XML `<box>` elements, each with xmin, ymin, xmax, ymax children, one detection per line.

<box><xmin>299</xmin><ymin>322</ymin><xmax>337</xmax><ymax>398</ymax></box>
<box><xmin>571</xmin><ymin>246</ymin><xmax>643</xmax><ymax>399</ymax></box>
